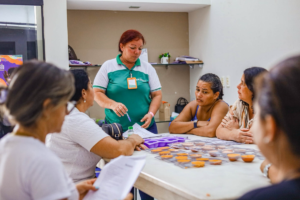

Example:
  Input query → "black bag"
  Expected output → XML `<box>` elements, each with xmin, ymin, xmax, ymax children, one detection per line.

<box><xmin>101</xmin><ymin>123</ymin><xmax>123</xmax><ymax>140</ymax></box>
<box><xmin>175</xmin><ymin>97</ymin><xmax>189</xmax><ymax>114</ymax></box>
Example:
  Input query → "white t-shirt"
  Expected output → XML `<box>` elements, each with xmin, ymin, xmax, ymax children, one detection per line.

<box><xmin>0</xmin><ymin>134</ymin><xmax>78</xmax><ymax>200</ymax></box>
<box><xmin>47</xmin><ymin>108</ymin><xmax>109</xmax><ymax>183</ymax></box>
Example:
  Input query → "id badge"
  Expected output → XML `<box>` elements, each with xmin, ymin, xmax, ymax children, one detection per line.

<box><xmin>127</xmin><ymin>77</ymin><xmax>137</xmax><ymax>89</ymax></box>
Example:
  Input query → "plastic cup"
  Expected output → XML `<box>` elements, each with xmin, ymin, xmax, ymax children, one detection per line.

<box><xmin>192</xmin><ymin>161</ymin><xmax>205</xmax><ymax>168</ymax></box>
<box><xmin>209</xmin><ymin>159</ymin><xmax>222</xmax><ymax>165</ymax></box>
<box><xmin>241</xmin><ymin>155</ymin><xmax>255</xmax><ymax>162</ymax></box>
<box><xmin>227</xmin><ymin>154</ymin><xmax>241</xmax><ymax>161</ymax></box>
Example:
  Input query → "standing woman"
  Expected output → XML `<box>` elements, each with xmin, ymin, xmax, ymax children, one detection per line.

<box><xmin>93</xmin><ymin>29</ymin><xmax>162</xmax><ymax>133</ymax></box>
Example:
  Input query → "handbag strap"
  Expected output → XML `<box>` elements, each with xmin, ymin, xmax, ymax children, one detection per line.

<box><xmin>114</xmin><ymin>123</ymin><xmax>121</xmax><ymax>135</ymax></box>
<box><xmin>109</xmin><ymin>124</ymin><xmax>114</xmax><ymax>137</ymax></box>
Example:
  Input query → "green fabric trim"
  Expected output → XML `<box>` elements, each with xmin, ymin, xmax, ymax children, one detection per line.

<box><xmin>116</xmin><ymin>54</ymin><xmax>141</xmax><ymax>71</ymax></box>
<box><xmin>151</xmin><ymin>87</ymin><xmax>161</xmax><ymax>92</ymax></box>
<box><xmin>93</xmin><ymin>85</ymin><xmax>106</xmax><ymax>90</ymax></box>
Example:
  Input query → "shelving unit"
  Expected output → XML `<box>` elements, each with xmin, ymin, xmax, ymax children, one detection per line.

<box><xmin>152</xmin><ymin>63</ymin><xmax>204</xmax><ymax>69</ymax></box>
<box><xmin>69</xmin><ymin>65</ymin><xmax>101</xmax><ymax>71</ymax></box>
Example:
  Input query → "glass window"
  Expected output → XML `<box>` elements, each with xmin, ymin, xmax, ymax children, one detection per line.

<box><xmin>0</xmin><ymin>4</ymin><xmax>44</xmax><ymax>61</ymax></box>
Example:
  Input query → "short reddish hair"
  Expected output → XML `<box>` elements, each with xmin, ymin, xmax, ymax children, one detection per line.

<box><xmin>119</xmin><ymin>29</ymin><xmax>145</xmax><ymax>53</ymax></box>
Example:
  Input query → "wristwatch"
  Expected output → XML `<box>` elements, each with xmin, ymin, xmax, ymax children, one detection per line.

<box><xmin>263</xmin><ymin>163</ymin><xmax>272</xmax><ymax>178</ymax></box>
<box><xmin>193</xmin><ymin>120</ymin><xmax>197</xmax><ymax>128</ymax></box>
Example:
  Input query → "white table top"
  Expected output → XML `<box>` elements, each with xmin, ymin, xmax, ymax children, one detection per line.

<box><xmin>133</xmin><ymin>134</ymin><xmax>271</xmax><ymax>200</ymax></box>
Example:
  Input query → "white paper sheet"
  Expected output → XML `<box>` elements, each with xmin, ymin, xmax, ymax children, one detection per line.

<box><xmin>123</xmin><ymin>123</ymin><xmax>158</xmax><ymax>139</ymax></box>
<box><xmin>83</xmin><ymin>155</ymin><xmax>146</xmax><ymax>200</ymax></box>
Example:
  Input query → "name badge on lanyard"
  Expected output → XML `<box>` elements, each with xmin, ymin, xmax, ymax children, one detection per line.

<box><xmin>127</xmin><ymin>73</ymin><xmax>137</xmax><ymax>89</ymax></box>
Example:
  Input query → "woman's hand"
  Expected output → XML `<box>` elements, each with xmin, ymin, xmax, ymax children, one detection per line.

<box><xmin>140</xmin><ymin>113</ymin><xmax>153</xmax><ymax>129</ymax></box>
<box><xmin>76</xmin><ymin>178</ymin><xmax>98</xmax><ymax>200</ymax></box>
<box><xmin>135</xmin><ymin>144</ymin><xmax>148</xmax><ymax>151</ymax></box>
<box><xmin>221</xmin><ymin>114</ymin><xmax>239</xmax><ymax>130</ymax></box>
<box><xmin>128</xmin><ymin>134</ymin><xmax>144</xmax><ymax>146</ymax></box>
<box><xmin>124</xmin><ymin>193</ymin><xmax>133</xmax><ymax>200</ymax></box>
<box><xmin>111</xmin><ymin>102</ymin><xmax>128</xmax><ymax>117</ymax></box>
<box><xmin>234</xmin><ymin>128</ymin><xmax>254</xmax><ymax>144</ymax></box>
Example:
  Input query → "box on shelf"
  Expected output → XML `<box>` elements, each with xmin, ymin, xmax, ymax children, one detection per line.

<box><xmin>159</xmin><ymin>101</ymin><xmax>170</xmax><ymax>121</ymax></box>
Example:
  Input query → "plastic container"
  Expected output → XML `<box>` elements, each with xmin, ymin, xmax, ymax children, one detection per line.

<box><xmin>189</xmin><ymin>154</ymin><xmax>202</xmax><ymax>158</ymax></box>
<box><xmin>177</xmin><ymin>153</ymin><xmax>188</xmax><ymax>156</ymax></box>
<box><xmin>161</xmin><ymin>155</ymin><xmax>173</xmax><ymax>160</ymax></box>
<box><xmin>160</xmin><ymin>147</ymin><xmax>170</xmax><ymax>150</ymax></box>
<box><xmin>190</xmin><ymin>147</ymin><xmax>200</xmax><ymax>152</ymax></box>
<box><xmin>127</xmin><ymin>126</ymin><xmax>134</xmax><ymax>137</ymax></box>
<box><xmin>227</xmin><ymin>154</ymin><xmax>241</xmax><ymax>161</ymax></box>
<box><xmin>234</xmin><ymin>149</ymin><xmax>247</xmax><ymax>153</ymax></box>
<box><xmin>157</xmin><ymin>139</ymin><xmax>167</xmax><ymax>147</ymax></box>
<box><xmin>196</xmin><ymin>158</ymin><xmax>209</xmax><ymax>161</ymax></box>
<box><xmin>191</xmin><ymin>161</ymin><xmax>205</xmax><ymax>168</ymax></box>
<box><xmin>169</xmin><ymin>149</ymin><xmax>180</xmax><ymax>152</ymax></box>
<box><xmin>217</xmin><ymin>146</ymin><xmax>226</xmax><ymax>149</ymax></box>
<box><xmin>159</xmin><ymin>151</ymin><xmax>171</xmax><ymax>156</ymax></box>
<box><xmin>178</xmin><ymin>159</ymin><xmax>191</xmax><ymax>163</ymax></box>
<box><xmin>209</xmin><ymin>159</ymin><xmax>222</xmax><ymax>165</ymax></box>
<box><xmin>202</xmin><ymin>146</ymin><xmax>214</xmax><ymax>151</ymax></box>
<box><xmin>222</xmin><ymin>149</ymin><xmax>234</xmax><ymax>154</ymax></box>
<box><xmin>151</xmin><ymin>148</ymin><xmax>162</xmax><ymax>154</ymax></box>
<box><xmin>176</xmin><ymin>137</ymin><xmax>186</xmax><ymax>142</ymax></box>
<box><xmin>208</xmin><ymin>151</ymin><xmax>219</xmax><ymax>157</ymax></box>
<box><xmin>241</xmin><ymin>155</ymin><xmax>255</xmax><ymax>162</ymax></box>
<box><xmin>144</xmin><ymin>141</ymin><xmax>159</xmax><ymax>148</ymax></box>
<box><xmin>175</xmin><ymin>156</ymin><xmax>188</xmax><ymax>160</ymax></box>
<box><xmin>194</xmin><ymin>142</ymin><xmax>205</xmax><ymax>146</ymax></box>
<box><xmin>182</xmin><ymin>143</ymin><xmax>194</xmax><ymax>147</ymax></box>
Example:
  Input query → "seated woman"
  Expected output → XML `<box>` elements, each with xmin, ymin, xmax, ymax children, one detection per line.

<box><xmin>47</xmin><ymin>69</ymin><xmax>145</xmax><ymax>183</ymax></box>
<box><xmin>169</xmin><ymin>73</ymin><xmax>228</xmax><ymax>137</ymax></box>
<box><xmin>239</xmin><ymin>55</ymin><xmax>300</xmax><ymax>199</ymax></box>
<box><xmin>216</xmin><ymin>67</ymin><xmax>267</xmax><ymax>143</ymax></box>
<box><xmin>0</xmin><ymin>61</ymin><xmax>98</xmax><ymax>200</ymax></box>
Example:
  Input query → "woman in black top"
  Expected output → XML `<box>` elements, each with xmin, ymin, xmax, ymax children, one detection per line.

<box><xmin>239</xmin><ymin>55</ymin><xmax>300</xmax><ymax>200</ymax></box>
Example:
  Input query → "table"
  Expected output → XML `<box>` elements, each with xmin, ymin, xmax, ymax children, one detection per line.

<box><xmin>132</xmin><ymin>134</ymin><xmax>271</xmax><ymax>200</ymax></box>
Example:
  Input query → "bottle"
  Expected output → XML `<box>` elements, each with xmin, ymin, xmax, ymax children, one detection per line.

<box><xmin>128</xmin><ymin>126</ymin><xmax>134</xmax><ymax>137</ymax></box>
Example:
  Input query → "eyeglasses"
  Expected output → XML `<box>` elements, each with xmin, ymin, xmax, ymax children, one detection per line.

<box><xmin>66</xmin><ymin>101</ymin><xmax>77</xmax><ymax>114</ymax></box>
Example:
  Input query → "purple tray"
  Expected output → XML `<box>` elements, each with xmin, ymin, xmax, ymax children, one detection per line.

<box><xmin>144</xmin><ymin>141</ymin><xmax>159</xmax><ymax>148</ymax></box>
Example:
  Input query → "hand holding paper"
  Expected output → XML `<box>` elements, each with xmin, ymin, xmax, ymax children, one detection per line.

<box><xmin>83</xmin><ymin>155</ymin><xmax>146</xmax><ymax>200</ymax></box>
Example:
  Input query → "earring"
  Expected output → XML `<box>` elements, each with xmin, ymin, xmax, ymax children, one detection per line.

<box><xmin>263</xmin><ymin>137</ymin><xmax>270</xmax><ymax>144</ymax></box>
<box><xmin>84</xmin><ymin>99</ymin><xmax>86</xmax><ymax>103</ymax></box>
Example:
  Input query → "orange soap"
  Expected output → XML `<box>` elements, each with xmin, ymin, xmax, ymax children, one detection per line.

<box><xmin>191</xmin><ymin>161</ymin><xmax>205</xmax><ymax>168</ymax></box>
<box><xmin>197</xmin><ymin>158</ymin><xmax>209</xmax><ymax>161</ymax></box>
<box><xmin>151</xmin><ymin>149</ymin><xmax>162</xmax><ymax>153</ymax></box>
<box><xmin>161</xmin><ymin>155</ymin><xmax>173</xmax><ymax>159</ymax></box>
<box><xmin>227</xmin><ymin>154</ymin><xmax>241</xmax><ymax>161</ymax></box>
<box><xmin>178</xmin><ymin>159</ymin><xmax>191</xmax><ymax>163</ymax></box>
<box><xmin>159</xmin><ymin>151</ymin><xmax>171</xmax><ymax>156</ymax></box>
<box><xmin>177</xmin><ymin>153</ymin><xmax>188</xmax><ymax>156</ymax></box>
<box><xmin>209</xmin><ymin>159</ymin><xmax>222</xmax><ymax>165</ymax></box>
<box><xmin>175</xmin><ymin>156</ymin><xmax>188</xmax><ymax>160</ymax></box>
<box><xmin>241</xmin><ymin>155</ymin><xmax>255</xmax><ymax>162</ymax></box>
<box><xmin>190</xmin><ymin>154</ymin><xmax>202</xmax><ymax>158</ymax></box>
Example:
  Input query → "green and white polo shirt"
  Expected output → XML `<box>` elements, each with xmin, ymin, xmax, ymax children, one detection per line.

<box><xmin>93</xmin><ymin>54</ymin><xmax>161</xmax><ymax>131</ymax></box>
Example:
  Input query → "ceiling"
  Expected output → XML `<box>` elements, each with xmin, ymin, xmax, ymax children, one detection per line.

<box><xmin>67</xmin><ymin>0</ymin><xmax>210</xmax><ymax>12</ymax></box>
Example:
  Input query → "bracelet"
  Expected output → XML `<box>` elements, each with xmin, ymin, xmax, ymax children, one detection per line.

<box><xmin>148</xmin><ymin>112</ymin><xmax>154</xmax><ymax>117</ymax></box>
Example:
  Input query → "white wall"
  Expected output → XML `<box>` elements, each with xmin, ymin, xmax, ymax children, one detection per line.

<box><xmin>44</xmin><ymin>0</ymin><xmax>69</xmax><ymax>69</ymax></box>
<box><xmin>189</xmin><ymin>0</ymin><xmax>300</xmax><ymax>105</ymax></box>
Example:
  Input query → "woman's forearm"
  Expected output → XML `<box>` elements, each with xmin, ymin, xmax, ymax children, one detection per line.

<box><xmin>169</xmin><ymin>121</ymin><xmax>194</xmax><ymax>134</ymax></box>
<box><xmin>216</xmin><ymin>125</ymin><xmax>238</xmax><ymax>141</ymax></box>
<box><xmin>187</xmin><ymin>126</ymin><xmax>215</xmax><ymax>137</ymax></box>
<box><xmin>149</xmin><ymin>93</ymin><xmax>162</xmax><ymax>115</ymax></box>
<box><xmin>94</xmin><ymin>90</ymin><xmax>115</xmax><ymax>109</ymax></box>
